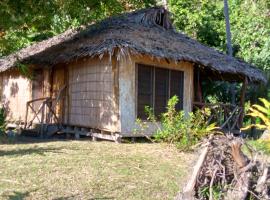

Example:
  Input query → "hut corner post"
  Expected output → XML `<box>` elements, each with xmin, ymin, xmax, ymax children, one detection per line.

<box><xmin>239</xmin><ymin>76</ymin><xmax>248</xmax><ymax>128</ymax></box>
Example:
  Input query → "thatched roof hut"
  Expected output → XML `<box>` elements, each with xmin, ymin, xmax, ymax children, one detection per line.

<box><xmin>0</xmin><ymin>7</ymin><xmax>266</xmax><ymax>139</ymax></box>
<box><xmin>0</xmin><ymin>7</ymin><xmax>266</xmax><ymax>83</ymax></box>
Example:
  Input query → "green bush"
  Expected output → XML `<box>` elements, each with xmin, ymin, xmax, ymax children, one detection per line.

<box><xmin>0</xmin><ymin>107</ymin><xmax>6</xmax><ymax>133</ymax></box>
<box><xmin>0</xmin><ymin>107</ymin><xmax>7</xmax><ymax>143</ymax></box>
<box><xmin>246</xmin><ymin>140</ymin><xmax>270</xmax><ymax>155</ymax></box>
<box><xmin>136</xmin><ymin>96</ymin><xmax>216</xmax><ymax>151</ymax></box>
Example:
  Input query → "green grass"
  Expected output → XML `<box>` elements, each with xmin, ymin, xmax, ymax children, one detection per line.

<box><xmin>246</xmin><ymin>139</ymin><xmax>270</xmax><ymax>155</ymax></box>
<box><xmin>0</xmin><ymin>137</ymin><xmax>195</xmax><ymax>200</ymax></box>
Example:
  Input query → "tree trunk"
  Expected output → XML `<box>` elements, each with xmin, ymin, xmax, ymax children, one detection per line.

<box><xmin>224</xmin><ymin>0</ymin><xmax>236</xmax><ymax>105</ymax></box>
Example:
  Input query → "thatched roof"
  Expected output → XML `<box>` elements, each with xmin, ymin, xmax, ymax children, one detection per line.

<box><xmin>0</xmin><ymin>7</ymin><xmax>266</xmax><ymax>83</ymax></box>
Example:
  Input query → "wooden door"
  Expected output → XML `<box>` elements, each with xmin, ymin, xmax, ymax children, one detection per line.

<box><xmin>32</xmin><ymin>69</ymin><xmax>44</xmax><ymax>110</ymax></box>
<box><xmin>52</xmin><ymin>67</ymin><xmax>66</xmax><ymax>122</ymax></box>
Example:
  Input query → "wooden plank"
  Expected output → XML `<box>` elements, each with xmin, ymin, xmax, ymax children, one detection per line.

<box><xmin>183</xmin><ymin>145</ymin><xmax>209</xmax><ymax>198</ymax></box>
<box><xmin>24</xmin><ymin>103</ymin><xmax>29</xmax><ymax>129</ymax></box>
<box><xmin>239</xmin><ymin>77</ymin><xmax>248</xmax><ymax>127</ymax></box>
<box><xmin>92</xmin><ymin>133</ymin><xmax>122</xmax><ymax>142</ymax></box>
<box><xmin>40</xmin><ymin>102</ymin><xmax>45</xmax><ymax>138</ymax></box>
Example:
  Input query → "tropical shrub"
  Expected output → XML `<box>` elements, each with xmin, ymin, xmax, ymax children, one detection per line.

<box><xmin>241</xmin><ymin>98</ymin><xmax>270</xmax><ymax>131</ymax></box>
<box><xmin>246</xmin><ymin>140</ymin><xmax>270</xmax><ymax>155</ymax></box>
<box><xmin>0</xmin><ymin>107</ymin><xmax>6</xmax><ymax>133</ymax></box>
<box><xmin>0</xmin><ymin>107</ymin><xmax>7</xmax><ymax>143</ymax></box>
<box><xmin>136</xmin><ymin>96</ymin><xmax>217</xmax><ymax>151</ymax></box>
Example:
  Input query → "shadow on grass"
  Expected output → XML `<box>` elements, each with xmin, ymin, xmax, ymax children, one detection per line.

<box><xmin>53</xmin><ymin>196</ymin><xmax>115</xmax><ymax>200</ymax></box>
<box><xmin>1</xmin><ymin>134</ymin><xmax>154</xmax><ymax>146</ymax></box>
<box><xmin>0</xmin><ymin>146</ymin><xmax>64</xmax><ymax>157</ymax></box>
<box><xmin>0</xmin><ymin>135</ymin><xmax>77</xmax><ymax>145</ymax></box>
<box><xmin>3</xmin><ymin>191</ymin><xmax>30</xmax><ymax>200</ymax></box>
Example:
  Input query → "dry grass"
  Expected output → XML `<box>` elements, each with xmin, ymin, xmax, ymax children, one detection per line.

<box><xmin>0</xmin><ymin>138</ymin><xmax>195</xmax><ymax>200</ymax></box>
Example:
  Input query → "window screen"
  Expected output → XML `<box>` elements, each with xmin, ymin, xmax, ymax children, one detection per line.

<box><xmin>154</xmin><ymin>68</ymin><xmax>169</xmax><ymax>117</ymax></box>
<box><xmin>137</xmin><ymin>65</ymin><xmax>153</xmax><ymax>119</ymax></box>
<box><xmin>170</xmin><ymin>70</ymin><xmax>184</xmax><ymax>111</ymax></box>
<box><xmin>137</xmin><ymin>64</ymin><xmax>184</xmax><ymax>119</ymax></box>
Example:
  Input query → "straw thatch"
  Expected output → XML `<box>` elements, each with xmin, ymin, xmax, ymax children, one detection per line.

<box><xmin>0</xmin><ymin>7</ymin><xmax>266</xmax><ymax>83</ymax></box>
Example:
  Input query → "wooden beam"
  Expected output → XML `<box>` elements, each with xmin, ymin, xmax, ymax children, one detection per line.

<box><xmin>40</xmin><ymin>102</ymin><xmax>45</xmax><ymax>138</ymax></box>
<box><xmin>24</xmin><ymin>103</ymin><xmax>29</xmax><ymax>129</ymax></box>
<box><xmin>239</xmin><ymin>77</ymin><xmax>248</xmax><ymax>127</ymax></box>
<box><xmin>183</xmin><ymin>145</ymin><xmax>209</xmax><ymax>198</ymax></box>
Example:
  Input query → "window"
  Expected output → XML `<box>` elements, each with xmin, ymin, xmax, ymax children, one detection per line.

<box><xmin>137</xmin><ymin>64</ymin><xmax>184</xmax><ymax>119</ymax></box>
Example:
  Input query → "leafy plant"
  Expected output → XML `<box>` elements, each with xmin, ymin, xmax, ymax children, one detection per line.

<box><xmin>198</xmin><ymin>185</ymin><xmax>223</xmax><ymax>200</ymax></box>
<box><xmin>16</xmin><ymin>62</ymin><xmax>32</xmax><ymax>79</ymax></box>
<box><xmin>0</xmin><ymin>107</ymin><xmax>7</xmax><ymax>143</ymax></box>
<box><xmin>241</xmin><ymin>98</ymin><xmax>270</xmax><ymax>131</ymax></box>
<box><xmin>246</xmin><ymin>140</ymin><xmax>270</xmax><ymax>155</ymax></box>
<box><xmin>136</xmin><ymin>95</ymin><xmax>217</xmax><ymax>150</ymax></box>
<box><xmin>0</xmin><ymin>107</ymin><xmax>6</xmax><ymax>133</ymax></box>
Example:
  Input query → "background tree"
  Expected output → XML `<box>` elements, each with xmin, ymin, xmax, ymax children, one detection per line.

<box><xmin>0</xmin><ymin>0</ymin><xmax>156</xmax><ymax>56</ymax></box>
<box><xmin>169</xmin><ymin>0</ymin><xmax>269</xmax><ymax>100</ymax></box>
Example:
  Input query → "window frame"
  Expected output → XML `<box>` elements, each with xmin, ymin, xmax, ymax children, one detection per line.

<box><xmin>136</xmin><ymin>63</ymin><xmax>184</xmax><ymax>120</ymax></box>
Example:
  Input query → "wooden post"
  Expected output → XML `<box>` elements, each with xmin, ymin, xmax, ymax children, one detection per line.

<box><xmin>197</xmin><ymin>69</ymin><xmax>203</xmax><ymax>103</ymax></box>
<box><xmin>239</xmin><ymin>77</ymin><xmax>248</xmax><ymax>128</ymax></box>
<box><xmin>24</xmin><ymin>103</ymin><xmax>29</xmax><ymax>129</ymax></box>
<box><xmin>40</xmin><ymin>102</ymin><xmax>45</xmax><ymax>138</ymax></box>
<box><xmin>74</xmin><ymin>127</ymin><xmax>80</xmax><ymax>139</ymax></box>
<box><xmin>183</xmin><ymin>146</ymin><xmax>209</xmax><ymax>198</ymax></box>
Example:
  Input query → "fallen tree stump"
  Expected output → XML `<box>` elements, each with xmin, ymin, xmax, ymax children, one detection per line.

<box><xmin>176</xmin><ymin>134</ymin><xmax>270</xmax><ymax>200</ymax></box>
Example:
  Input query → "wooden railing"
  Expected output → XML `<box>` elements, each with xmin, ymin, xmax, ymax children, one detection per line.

<box><xmin>24</xmin><ymin>85</ymin><xmax>66</xmax><ymax>137</ymax></box>
<box><xmin>193</xmin><ymin>102</ymin><xmax>244</xmax><ymax>133</ymax></box>
<box><xmin>24</xmin><ymin>97</ymin><xmax>61</xmax><ymax>137</ymax></box>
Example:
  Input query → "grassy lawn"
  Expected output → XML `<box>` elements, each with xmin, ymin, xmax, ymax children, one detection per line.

<box><xmin>0</xmin><ymin>138</ymin><xmax>195</xmax><ymax>200</ymax></box>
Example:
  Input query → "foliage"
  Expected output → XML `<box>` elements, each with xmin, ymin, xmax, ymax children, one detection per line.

<box><xmin>169</xmin><ymin>0</ymin><xmax>225</xmax><ymax>50</ymax></box>
<box><xmin>198</xmin><ymin>185</ymin><xmax>223</xmax><ymax>200</ymax></box>
<box><xmin>169</xmin><ymin>0</ymin><xmax>270</xmax><ymax>104</ymax></box>
<box><xmin>246</xmin><ymin>139</ymin><xmax>270</xmax><ymax>155</ymax></box>
<box><xmin>16</xmin><ymin>62</ymin><xmax>33</xmax><ymax>79</ymax></box>
<box><xmin>0</xmin><ymin>0</ymin><xmax>156</xmax><ymax>57</ymax></box>
<box><xmin>168</xmin><ymin>0</ymin><xmax>270</xmax><ymax>71</ymax></box>
<box><xmin>242</xmin><ymin>98</ymin><xmax>270</xmax><ymax>131</ymax></box>
<box><xmin>0</xmin><ymin>107</ymin><xmax>6</xmax><ymax>133</ymax></box>
<box><xmin>0</xmin><ymin>107</ymin><xmax>7</xmax><ymax>143</ymax></box>
<box><xmin>136</xmin><ymin>96</ymin><xmax>216</xmax><ymax>151</ymax></box>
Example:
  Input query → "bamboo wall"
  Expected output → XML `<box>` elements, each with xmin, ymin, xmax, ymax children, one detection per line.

<box><xmin>0</xmin><ymin>69</ymin><xmax>32</xmax><ymax>122</ymax></box>
<box><xmin>67</xmin><ymin>57</ymin><xmax>119</xmax><ymax>132</ymax></box>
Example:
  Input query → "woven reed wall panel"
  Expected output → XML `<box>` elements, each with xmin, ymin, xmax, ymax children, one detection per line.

<box><xmin>68</xmin><ymin>57</ymin><xmax>119</xmax><ymax>131</ymax></box>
